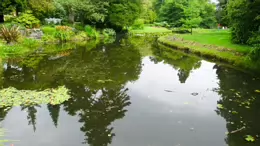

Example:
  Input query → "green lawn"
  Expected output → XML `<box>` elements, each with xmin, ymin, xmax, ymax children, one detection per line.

<box><xmin>180</xmin><ymin>29</ymin><xmax>252</xmax><ymax>53</ymax></box>
<box><xmin>130</xmin><ymin>26</ymin><xmax>172</xmax><ymax>34</ymax></box>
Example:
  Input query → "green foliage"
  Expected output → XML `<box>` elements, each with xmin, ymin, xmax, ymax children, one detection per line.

<box><xmin>108</xmin><ymin>0</ymin><xmax>142</xmax><ymax>30</ymax></box>
<box><xmin>54</xmin><ymin>31</ymin><xmax>73</xmax><ymax>42</ymax></box>
<box><xmin>85</xmin><ymin>25</ymin><xmax>98</xmax><ymax>39</ymax></box>
<box><xmin>227</xmin><ymin>0</ymin><xmax>260</xmax><ymax>44</ymax></box>
<box><xmin>102</xmin><ymin>28</ymin><xmax>116</xmax><ymax>36</ymax></box>
<box><xmin>156</xmin><ymin>0</ymin><xmax>216</xmax><ymax>29</ymax></box>
<box><xmin>21</xmin><ymin>38</ymin><xmax>40</xmax><ymax>49</ymax></box>
<box><xmin>54</xmin><ymin>25</ymin><xmax>74</xmax><ymax>42</ymax></box>
<box><xmin>132</xmin><ymin>19</ymin><xmax>145</xmax><ymax>30</ymax></box>
<box><xmin>0</xmin><ymin>25</ymin><xmax>20</xmax><ymax>44</ymax></box>
<box><xmin>15</xmin><ymin>11</ymin><xmax>41</xmax><ymax>28</ymax></box>
<box><xmin>28</xmin><ymin>0</ymin><xmax>56</xmax><ymax>20</ymax></box>
<box><xmin>0</xmin><ymin>86</ymin><xmax>70</xmax><ymax>107</ymax></box>
<box><xmin>41</xmin><ymin>26</ymin><xmax>56</xmax><ymax>35</ymax></box>
<box><xmin>248</xmin><ymin>46</ymin><xmax>260</xmax><ymax>62</ymax></box>
<box><xmin>74</xmin><ymin>23</ymin><xmax>85</xmax><ymax>31</ymax></box>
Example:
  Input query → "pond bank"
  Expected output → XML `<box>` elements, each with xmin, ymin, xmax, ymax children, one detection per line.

<box><xmin>158</xmin><ymin>35</ymin><xmax>260</xmax><ymax>73</ymax></box>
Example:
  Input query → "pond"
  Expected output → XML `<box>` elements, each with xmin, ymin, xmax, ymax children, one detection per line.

<box><xmin>0</xmin><ymin>37</ymin><xmax>260</xmax><ymax>146</ymax></box>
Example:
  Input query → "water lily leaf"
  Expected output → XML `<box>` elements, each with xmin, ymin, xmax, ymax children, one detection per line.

<box><xmin>255</xmin><ymin>90</ymin><xmax>260</xmax><ymax>93</ymax></box>
<box><xmin>245</xmin><ymin>135</ymin><xmax>255</xmax><ymax>142</ymax></box>
<box><xmin>0</xmin><ymin>86</ymin><xmax>70</xmax><ymax>107</ymax></box>
<box><xmin>217</xmin><ymin>104</ymin><xmax>224</xmax><ymax>109</ymax></box>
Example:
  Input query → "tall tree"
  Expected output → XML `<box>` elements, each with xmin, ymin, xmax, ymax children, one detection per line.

<box><xmin>216</xmin><ymin>0</ymin><xmax>228</xmax><ymax>26</ymax></box>
<box><xmin>181</xmin><ymin>0</ymin><xmax>202</xmax><ymax>33</ymax></box>
<box><xmin>107</xmin><ymin>0</ymin><xmax>142</xmax><ymax>30</ymax></box>
<box><xmin>227</xmin><ymin>0</ymin><xmax>260</xmax><ymax>44</ymax></box>
<box><xmin>0</xmin><ymin>0</ymin><xmax>27</xmax><ymax>23</ymax></box>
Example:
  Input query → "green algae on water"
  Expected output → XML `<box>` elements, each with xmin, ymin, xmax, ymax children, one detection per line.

<box><xmin>0</xmin><ymin>86</ymin><xmax>70</xmax><ymax>107</ymax></box>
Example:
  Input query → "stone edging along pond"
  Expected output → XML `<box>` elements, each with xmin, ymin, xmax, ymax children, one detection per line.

<box><xmin>157</xmin><ymin>35</ymin><xmax>260</xmax><ymax>73</ymax></box>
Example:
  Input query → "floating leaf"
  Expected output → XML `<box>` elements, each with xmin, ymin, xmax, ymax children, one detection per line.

<box><xmin>255</xmin><ymin>90</ymin><xmax>260</xmax><ymax>93</ymax></box>
<box><xmin>217</xmin><ymin>104</ymin><xmax>224</xmax><ymax>109</ymax></box>
<box><xmin>232</xmin><ymin>111</ymin><xmax>238</xmax><ymax>114</ymax></box>
<box><xmin>0</xmin><ymin>86</ymin><xmax>71</xmax><ymax>107</ymax></box>
<box><xmin>245</xmin><ymin>135</ymin><xmax>255</xmax><ymax>142</ymax></box>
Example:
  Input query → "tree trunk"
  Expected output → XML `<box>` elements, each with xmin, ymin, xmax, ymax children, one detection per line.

<box><xmin>0</xmin><ymin>14</ymin><xmax>4</xmax><ymax>23</ymax></box>
<box><xmin>68</xmin><ymin>8</ymin><xmax>75</xmax><ymax>24</ymax></box>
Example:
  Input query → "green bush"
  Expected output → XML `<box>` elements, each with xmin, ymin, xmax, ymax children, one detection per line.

<box><xmin>41</xmin><ymin>26</ymin><xmax>56</xmax><ymax>35</ymax></box>
<box><xmin>21</xmin><ymin>38</ymin><xmax>40</xmax><ymax>48</ymax></box>
<box><xmin>247</xmin><ymin>33</ymin><xmax>260</xmax><ymax>45</ymax></box>
<box><xmin>103</xmin><ymin>28</ymin><xmax>116</xmax><ymax>36</ymax></box>
<box><xmin>15</xmin><ymin>11</ymin><xmax>40</xmax><ymax>28</ymax></box>
<box><xmin>54</xmin><ymin>31</ymin><xmax>73</xmax><ymax>42</ymax></box>
<box><xmin>74</xmin><ymin>23</ymin><xmax>84</xmax><ymax>31</ymax></box>
<box><xmin>132</xmin><ymin>19</ymin><xmax>145</xmax><ymax>30</ymax></box>
<box><xmin>42</xmin><ymin>34</ymin><xmax>57</xmax><ymax>42</ymax></box>
<box><xmin>85</xmin><ymin>25</ymin><xmax>98</xmax><ymax>39</ymax></box>
<box><xmin>248</xmin><ymin>45</ymin><xmax>260</xmax><ymax>62</ymax></box>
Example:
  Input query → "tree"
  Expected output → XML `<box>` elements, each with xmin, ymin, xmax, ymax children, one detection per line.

<box><xmin>28</xmin><ymin>0</ymin><xmax>56</xmax><ymax>20</ymax></box>
<box><xmin>158</xmin><ymin>0</ymin><xmax>186</xmax><ymax>27</ymax></box>
<box><xmin>216</xmin><ymin>0</ymin><xmax>228</xmax><ymax>26</ymax></box>
<box><xmin>227</xmin><ymin>0</ymin><xmax>260</xmax><ymax>44</ymax></box>
<box><xmin>0</xmin><ymin>0</ymin><xmax>27</xmax><ymax>23</ymax></box>
<box><xmin>107</xmin><ymin>0</ymin><xmax>142</xmax><ymax>30</ymax></box>
<box><xmin>181</xmin><ymin>0</ymin><xmax>202</xmax><ymax>34</ymax></box>
<box><xmin>200</xmin><ymin>0</ymin><xmax>217</xmax><ymax>28</ymax></box>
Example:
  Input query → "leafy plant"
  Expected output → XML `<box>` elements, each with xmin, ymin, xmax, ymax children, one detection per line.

<box><xmin>41</xmin><ymin>26</ymin><xmax>56</xmax><ymax>35</ymax></box>
<box><xmin>132</xmin><ymin>19</ymin><xmax>145</xmax><ymax>30</ymax></box>
<box><xmin>0</xmin><ymin>25</ymin><xmax>20</xmax><ymax>44</ymax></box>
<box><xmin>21</xmin><ymin>38</ymin><xmax>40</xmax><ymax>48</ymax></box>
<box><xmin>15</xmin><ymin>10</ymin><xmax>40</xmax><ymax>28</ymax></box>
<box><xmin>103</xmin><ymin>28</ymin><xmax>116</xmax><ymax>36</ymax></box>
<box><xmin>0</xmin><ymin>86</ymin><xmax>70</xmax><ymax>107</ymax></box>
<box><xmin>54</xmin><ymin>25</ymin><xmax>74</xmax><ymax>42</ymax></box>
<box><xmin>248</xmin><ymin>45</ymin><xmax>260</xmax><ymax>62</ymax></box>
<box><xmin>85</xmin><ymin>25</ymin><xmax>97</xmax><ymax>38</ymax></box>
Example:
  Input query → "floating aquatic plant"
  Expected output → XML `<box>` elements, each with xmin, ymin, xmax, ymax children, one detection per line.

<box><xmin>0</xmin><ymin>86</ymin><xmax>71</xmax><ymax>107</ymax></box>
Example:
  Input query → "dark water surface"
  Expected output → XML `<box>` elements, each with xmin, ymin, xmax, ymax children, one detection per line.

<box><xmin>0</xmin><ymin>37</ymin><xmax>260</xmax><ymax>146</ymax></box>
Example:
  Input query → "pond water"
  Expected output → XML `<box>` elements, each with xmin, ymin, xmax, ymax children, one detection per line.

<box><xmin>0</xmin><ymin>37</ymin><xmax>260</xmax><ymax>146</ymax></box>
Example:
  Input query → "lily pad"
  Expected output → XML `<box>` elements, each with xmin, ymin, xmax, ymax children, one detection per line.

<box><xmin>255</xmin><ymin>90</ymin><xmax>260</xmax><ymax>93</ymax></box>
<box><xmin>0</xmin><ymin>86</ymin><xmax>71</xmax><ymax>107</ymax></box>
<box><xmin>217</xmin><ymin>104</ymin><xmax>224</xmax><ymax>109</ymax></box>
<box><xmin>245</xmin><ymin>135</ymin><xmax>255</xmax><ymax>142</ymax></box>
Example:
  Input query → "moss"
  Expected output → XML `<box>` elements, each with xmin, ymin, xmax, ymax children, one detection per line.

<box><xmin>158</xmin><ymin>35</ymin><xmax>260</xmax><ymax>73</ymax></box>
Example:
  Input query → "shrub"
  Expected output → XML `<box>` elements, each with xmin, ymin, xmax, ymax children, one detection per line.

<box><xmin>132</xmin><ymin>19</ymin><xmax>145</xmax><ymax>30</ymax></box>
<box><xmin>54</xmin><ymin>26</ymin><xmax>74</xmax><ymax>42</ymax></box>
<box><xmin>0</xmin><ymin>25</ymin><xmax>20</xmax><ymax>44</ymax></box>
<box><xmin>248</xmin><ymin>45</ymin><xmax>260</xmax><ymax>62</ymax></box>
<box><xmin>15</xmin><ymin>11</ymin><xmax>40</xmax><ymax>28</ymax></box>
<box><xmin>74</xmin><ymin>23</ymin><xmax>84</xmax><ymax>31</ymax></box>
<box><xmin>103</xmin><ymin>28</ymin><xmax>116</xmax><ymax>36</ymax></box>
<box><xmin>42</xmin><ymin>34</ymin><xmax>57</xmax><ymax>42</ymax></box>
<box><xmin>41</xmin><ymin>26</ymin><xmax>56</xmax><ymax>35</ymax></box>
<box><xmin>247</xmin><ymin>33</ymin><xmax>260</xmax><ymax>45</ymax></box>
<box><xmin>21</xmin><ymin>38</ymin><xmax>40</xmax><ymax>48</ymax></box>
<box><xmin>85</xmin><ymin>25</ymin><xmax>98</xmax><ymax>39</ymax></box>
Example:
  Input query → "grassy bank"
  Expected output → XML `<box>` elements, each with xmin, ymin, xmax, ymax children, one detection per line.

<box><xmin>130</xmin><ymin>26</ymin><xmax>172</xmax><ymax>34</ymax></box>
<box><xmin>158</xmin><ymin>30</ymin><xmax>260</xmax><ymax>72</ymax></box>
<box><xmin>181</xmin><ymin>29</ymin><xmax>252</xmax><ymax>54</ymax></box>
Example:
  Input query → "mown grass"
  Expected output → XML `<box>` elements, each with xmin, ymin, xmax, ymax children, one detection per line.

<box><xmin>158</xmin><ymin>35</ymin><xmax>259</xmax><ymax>73</ymax></box>
<box><xmin>180</xmin><ymin>29</ymin><xmax>252</xmax><ymax>54</ymax></box>
<box><xmin>130</xmin><ymin>26</ymin><xmax>172</xmax><ymax>34</ymax></box>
